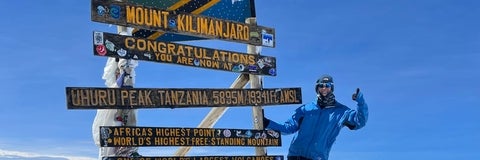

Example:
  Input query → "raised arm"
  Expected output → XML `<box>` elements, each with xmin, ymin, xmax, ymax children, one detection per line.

<box><xmin>264</xmin><ymin>105</ymin><xmax>306</xmax><ymax>134</ymax></box>
<box><xmin>344</xmin><ymin>90</ymin><xmax>369</xmax><ymax>130</ymax></box>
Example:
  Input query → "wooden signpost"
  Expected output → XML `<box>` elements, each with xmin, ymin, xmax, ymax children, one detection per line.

<box><xmin>99</xmin><ymin>126</ymin><xmax>281</xmax><ymax>147</ymax></box>
<box><xmin>67</xmin><ymin>0</ymin><xmax>300</xmax><ymax>158</ymax></box>
<box><xmin>66</xmin><ymin>87</ymin><xmax>302</xmax><ymax>109</ymax></box>
<box><xmin>93</xmin><ymin>31</ymin><xmax>277</xmax><ymax>76</ymax></box>
<box><xmin>91</xmin><ymin>0</ymin><xmax>275</xmax><ymax>47</ymax></box>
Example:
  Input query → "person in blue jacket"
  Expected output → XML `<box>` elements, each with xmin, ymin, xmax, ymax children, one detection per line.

<box><xmin>264</xmin><ymin>74</ymin><xmax>368</xmax><ymax>160</ymax></box>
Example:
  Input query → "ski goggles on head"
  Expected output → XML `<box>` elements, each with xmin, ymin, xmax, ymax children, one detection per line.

<box><xmin>317</xmin><ymin>82</ymin><xmax>332</xmax><ymax>88</ymax></box>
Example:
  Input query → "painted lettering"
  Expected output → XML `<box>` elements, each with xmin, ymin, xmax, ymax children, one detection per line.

<box><xmin>193</xmin><ymin>128</ymin><xmax>215</xmax><ymax>137</ymax></box>
<box><xmin>120</xmin><ymin>34</ymin><xmax>260</xmax><ymax>74</ymax></box>
<box><xmin>246</xmin><ymin>138</ymin><xmax>279</xmax><ymax>146</ymax></box>
<box><xmin>126</xmin><ymin>6</ymin><xmax>169</xmax><ymax>29</ymax></box>
<box><xmin>280</xmin><ymin>89</ymin><xmax>299</xmax><ymax>103</ymax></box>
<box><xmin>199</xmin><ymin>59</ymin><xmax>220</xmax><ymax>69</ymax></box>
<box><xmin>113</xmin><ymin>127</ymin><xmax>153</xmax><ymax>136</ymax></box>
<box><xmin>153</xmin><ymin>137</ymin><xmax>180</xmax><ymax>146</ymax></box>
<box><xmin>222</xmin><ymin>62</ymin><xmax>232</xmax><ymax>70</ymax></box>
<box><xmin>176</xmin><ymin>56</ymin><xmax>193</xmax><ymax>66</ymax></box>
<box><xmin>211</xmin><ymin>137</ymin><xmax>246</xmax><ymax>146</ymax></box>
<box><xmin>113</xmin><ymin>137</ymin><xmax>151</xmax><ymax>146</ymax></box>
<box><xmin>176</xmin><ymin>14</ymin><xmax>249</xmax><ymax>41</ymax></box>
<box><xmin>68</xmin><ymin>88</ymin><xmax>300</xmax><ymax>108</ymax></box>
<box><xmin>70</xmin><ymin>88</ymin><xmax>116</xmax><ymax>107</ymax></box>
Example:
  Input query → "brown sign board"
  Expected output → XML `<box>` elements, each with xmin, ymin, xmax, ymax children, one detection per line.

<box><xmin>91</xmin><ymin>0</ymin><xmax>275</xmax><ymax>47</ymax></box>
<box><xmin>102</xmin><ymin>155</ymin><xmax>284</xmax><ymax>160</ymax></box>
<box><xmin>99</xmin><ymin>126</ymin><xmax>282</xmax><ymax>147</ymax></box>
<box><xmin>66</xmin><ymin>87</ymin><xmax>302</xmax><ymax>109</ymax></box>
<box><xmin>94</xmin><ymin>31</ymin><xmax>277</xmax><ymax>76</ymax></box>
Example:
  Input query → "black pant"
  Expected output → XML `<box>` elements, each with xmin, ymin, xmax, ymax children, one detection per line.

<box><xmin>287</xmin><ymin>156</ymin><xmax>312</xmax><ymax>160</ymax></box>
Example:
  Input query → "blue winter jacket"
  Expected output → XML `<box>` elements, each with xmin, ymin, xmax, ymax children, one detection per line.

<box><xmin>266</xmin><ymin>99</ymin><xmax>368</xmax><ymax>160</ymax></box>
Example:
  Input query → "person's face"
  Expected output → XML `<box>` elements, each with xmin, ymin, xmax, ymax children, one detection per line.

<box><xmin>317</xmin><ymin>83</ymin><xmax>332</xmax><ymax>96</ymax></box>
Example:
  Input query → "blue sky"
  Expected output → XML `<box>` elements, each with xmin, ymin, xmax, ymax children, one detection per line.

<box><xmin>1</xmin><ymin>0</ymin><xmax>479</xmax><ymax>159</ymax></box>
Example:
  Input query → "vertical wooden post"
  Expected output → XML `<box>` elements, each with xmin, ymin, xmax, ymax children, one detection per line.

<box><xmin>174</xmin><ymin>74</ymin><xmax>250</xmax><ymax>156</ymax></box>
<box><xmin>246</xmin><ymin>17</ymin><xmax>266</xmax><ymax>155</ymax></box>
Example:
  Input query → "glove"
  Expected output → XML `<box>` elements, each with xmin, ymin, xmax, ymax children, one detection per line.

<box><xmin>263</xmin><ymin>116</ymin><xmax>270</xmax><ymax>128</ymax></box>
<box><xmin>261</xmin><ymin>109</ymin><xmax>270</xmax><ymax>128</ymax></box>
<box><xmin>352</xmin><ymin>88</ymin><xmax>365</xmax><ymax>105</ymax></box>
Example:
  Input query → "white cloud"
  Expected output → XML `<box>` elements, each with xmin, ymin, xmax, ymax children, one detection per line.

<box><xmin>0</xmin><ymin>149</ymin><xmax>95</xmax><ymax>160</ymax></box>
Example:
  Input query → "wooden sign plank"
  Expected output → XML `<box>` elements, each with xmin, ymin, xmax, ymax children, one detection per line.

<box><xmin>66</xmin><ymin>87</ymin><xmax>302</xmax><ymax>109</ymax></box>
<box><xmin>99</xmin><ymin>126</ymin><xmax>281</xmax><ymax>147</ymax></box>
<box><xmin>102</xmin><ymin>155</ymin><xmax>284</xmax><ymax>160</ymax></box>
<box><xmin>129</xmin><ymin>0</ymin><xmax>256</xmax><ymax>42</ymax></box>
<box><xmin>93</xmin><ymin>31</ymin><xmax>277</xmax><ymax>76</ymax></box>
<box><xmin>91</xmin><ymin>0</ymin><xmax>275</xmax><ymax>47</ymax></box>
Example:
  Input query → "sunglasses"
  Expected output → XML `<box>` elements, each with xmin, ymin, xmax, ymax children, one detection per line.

<box><xmin>317</xmin><ymin>83</ymin><xmax>332</xmax><ymax>88</ymax></box>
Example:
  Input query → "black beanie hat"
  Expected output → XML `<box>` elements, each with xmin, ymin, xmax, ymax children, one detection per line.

<box><xmin>315</xmin><ymin>74</ymin><xmax>334</xmax><ymax>92</ymax></box>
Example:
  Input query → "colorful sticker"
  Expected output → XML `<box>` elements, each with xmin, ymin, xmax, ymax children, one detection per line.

<box><xmin>261</xmin><ymin>30</ymin><xmax>274</xmax><ymax>47</ymax></box>
<box><xmin>100</xmin><ymin>127</ymin><xmax>111</xmax><ymax>147</ymax></box>
<box><xmin>109</xmin><ymin>4</ymin><xmax>121</xmax><ymax>19</ymax></box>
<box><xmin>96</xmin><ymin>6</ymin><xmax>106</xmax><ymax>16</ymax></box>
<box><xmin>249</xmin><ymin>32</ymin><xmax>260</xmax><ymax>42</ymax></box>
<box><xmin>168</xmin><ymin>19</ymin><xmax>176</xmax><ymax>28</ymax></box>
<box><xmin>105</xmin><ymin>40</ymin><xmax>115</xmax><ymax>52</ymax></box>
<box><xmin>232</xmin><ymin>64</ymin><xmax>244</xmax><ymax>72</ymax></box>
<box><xmin>231</xmin><ymin>0</ymin><xmax>244</xmax><ymax>4</ymax></box>
<box><xmin>94</xmin><ymin>32</ymin><xmax>104</xmax><ymax>45</ymax></box>
<box><xmin>193</xmin><ymin>58</ymin><xmax>200</xmax><ymax>66</ymax></box>
<box><xmin>255</xmin><ymin>132</ymin><xmax>267</xmax><ymax>139</ymax></box>
<box><xmin>96</xmin><ymin>45</ymin><xmax>107</xmax><ymax>56</ymax></box>
<box><xmin>248</xmin><ymin>65</ymin><xmax>257</xmax><ymax>72</ymax></box>
<box><xmin>259</xmin><ymin>57</ymin><xmax>274</xmax><ymax>68</ymax></box>
<box><xmin>223</xmin><ymin>129</ymin><xmax>231</xmax><ymax>137</ymax></box>
<box><xmin>143</xmin><ymin>53</ymin><xmax>152</xmax><ymax>59</ymax></box>
<box><xmin>257</xmin><ymin>59</ymin><xmax>265</xmax><ymax>69</ymax></box>
<box><xmin>117</xmin><ymin>48</ymin><xmax>127</xmax><ymax>57</ymax></box>
<box><xmin>269</xmin><ymin>68</ymin><xmax>276</xmax><ymax>76</ymax></box>
<box><xmin>235</xmin><ymin>130</ymin><xmax>253</xmax><ymax>138</ymax></box>
<box><xmin>238</xmin><ymin>64</ymin><xmax>245</xmax><ymax>71</ymax></box>
<box><xmin>267</xmin><ymin>130</ymin><xmax>279</xmax><ymax>138</ymax></box>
